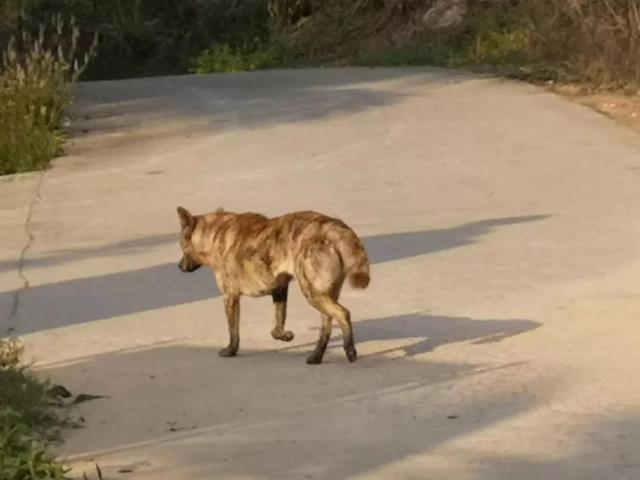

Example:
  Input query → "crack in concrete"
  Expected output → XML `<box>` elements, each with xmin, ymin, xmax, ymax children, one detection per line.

<box><xmin>6</xmin><ymin>171</ymin><xmax>46</xmax><ymax>334</ymax></box>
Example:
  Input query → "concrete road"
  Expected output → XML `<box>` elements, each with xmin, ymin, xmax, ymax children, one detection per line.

<box><xmin>1</xmin><ymin>68</ymin><xmax>640</xmax><ymax>479</ymax></box>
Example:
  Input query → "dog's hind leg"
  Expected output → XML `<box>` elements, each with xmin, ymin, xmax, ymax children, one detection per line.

<box><xmin>271</xmin><ymin>283</ymin><xmax>294</xmax><ymax>342</ymax></box>
<box><xmin>303</xmin><ymin>284</ymin><xmax>355</xmax><ymax>365</ymax></box>
<box><xmin>335</xmin><ymin>303</ymin><xmax>357</xmax><ymax>363</ymax></box>
<box><xmin>322</xmin><ymin>299</ymin><xmax>358</xmax><ymax>363</ymax></box>
<box><xmin>297</xmin><ymin>244</ymin><xmax>356</xmax><ymax>364</ymax></box>
<box><xmin>329</xmin><ymin>283</ymin><xmax>357</xmax><ymax>363</ymax></box>
<box><xmin>219</xmin><ymin>295</ymin><xmax>240</xmax><ymax>357</ymax></box>
<box><xmin>306</xmin><ymin>312</ymin><xmax>332</xmax><ymax>365</ymax></box>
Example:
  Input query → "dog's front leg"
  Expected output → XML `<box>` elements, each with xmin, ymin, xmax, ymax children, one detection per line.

<box><xmin>271</xmin><ymin>283</ymin><xmax>294</xmax><ymax>342</ymax></box>
<box><xmin>219</xmin><ymin>295</ymin><xmax>240</xmax><ymax>357</ymax></box>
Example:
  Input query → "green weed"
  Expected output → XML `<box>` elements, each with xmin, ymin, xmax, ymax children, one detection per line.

<box><xmin>189</xmin><ymin>43</ymin><xmax>283</xmax><ymax>74</ymax></box>
<box><xmin>0</xmin><ymin>339</ymin><xmax>69</xmax><ymax>479</ymax></box>
<box><xmin>0</xmin><ymin>421</ymin><xmax>68</xmax><ymax>480</ymax></box>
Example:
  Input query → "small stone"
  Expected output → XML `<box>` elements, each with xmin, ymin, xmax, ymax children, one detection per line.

<box><xmin>48</xmin><ymin>384</ymin><xmax>72</xmax><ymax>399</ymax></box>
<box><xmin>423</xmin><ymin>0</ymin><xmax>468</xmax><ymax>30</ymax></box>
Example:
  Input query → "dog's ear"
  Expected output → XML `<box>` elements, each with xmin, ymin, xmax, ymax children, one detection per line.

<box><xmin>177</xmin><ymin>206</ymin><xmax>195</xmax><ymax>231</ymax></box>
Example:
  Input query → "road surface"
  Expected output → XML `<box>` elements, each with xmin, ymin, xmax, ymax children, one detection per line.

<box><xmin>1</xmin><ymin>68</ymin><xmax>639</xmax><ymax>479</ymax></box>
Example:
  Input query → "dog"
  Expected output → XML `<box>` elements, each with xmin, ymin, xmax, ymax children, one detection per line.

<box><xmin>177</xmin><ymin>206</ymin><xmax>370</xmax><ymax>364</ymax></box>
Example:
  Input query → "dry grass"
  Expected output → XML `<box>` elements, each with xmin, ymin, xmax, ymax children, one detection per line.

<box><xmin>520</xmin><ymin>0</ymin><xmax>640</xmax><ymax>88</ymax></box>
<box><xmin>0</xmin><ymin>337</ymin><xmax>23</xmax><ymax>368</ymax></box>
<box><xmin>0</xmin><ymin>15</ymin><xmax>97</xmax><ymax>176</ymax></box>
<box><xmin>553</xmin><ymin>84</ymin><xmax>640</xmax><ymax>134</ymax></box>
<box><xmin>267</xmin><ymin>0</ymin><xmax>640</xmax><ymax>90</ymax></box>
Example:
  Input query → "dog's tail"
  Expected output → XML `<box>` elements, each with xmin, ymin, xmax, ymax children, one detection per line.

<box><xmin>332</xmin><ymin>226</ymin><xmax>370</xmax><ymax>289</ymax></box>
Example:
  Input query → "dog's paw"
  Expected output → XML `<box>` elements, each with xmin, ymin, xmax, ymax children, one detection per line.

<box><xmin>219</xmin><ymin>347</ymin><xmax>238</xmax><ymax>358</ymax></box>
<box><xmin>272</xmin><ymin>329</ymin><xmax>295</xmax><ymax>342</ymax></box>
<box><xmin>345</xmin><ymin>347</ymin><xmax>358</xmax><ymax>363</ymax></box>
<box><xmin>306</xmin><ymin>353</ymin><xmax>323</xmax><ymax>365</ymax></box>
<box><xmin>281</xmin><ymin>330</ymin><xmax>295</xmax><ymax>342</ymax></box>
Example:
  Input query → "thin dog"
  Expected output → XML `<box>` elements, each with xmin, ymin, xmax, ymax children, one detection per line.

<box><xmin>177</xmin><ymin>207</ymin><xmax>370</xmax><ymax>364</ymax></box>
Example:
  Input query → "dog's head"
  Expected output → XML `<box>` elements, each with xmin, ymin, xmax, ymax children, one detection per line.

<box><xmin>177</xmin><ymin>206</ymin><xmax>202</xmax><ymax>273</ymax></box>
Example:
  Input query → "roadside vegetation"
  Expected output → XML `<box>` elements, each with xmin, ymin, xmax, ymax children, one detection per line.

<box><xmin>0</xmin><ymin>338</ymin><xmax>67</xmax><ymax>479</ymax></box>
<box><xmin>0</xmin><ymin>13</ymin><xmax>96</xmax><ymax>175</ymax></box>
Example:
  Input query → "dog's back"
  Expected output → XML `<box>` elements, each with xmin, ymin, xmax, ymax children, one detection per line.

<box><xmin>194</xmin><ymin>210</ymin><xmax>369</xmax><ymax>295</ymax></box>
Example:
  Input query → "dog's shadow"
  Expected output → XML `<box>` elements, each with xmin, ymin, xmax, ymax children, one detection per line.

<box><xmin>302</xmin><ymin>312</ymin><xmax>540</xmax><ymax>357</ymax></box>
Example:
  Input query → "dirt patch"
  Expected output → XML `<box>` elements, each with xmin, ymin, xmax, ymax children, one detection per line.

<box><xmin>553</xmin><ymin>84</ymin><xmax>640</xmax><ymax>134</ymax></box>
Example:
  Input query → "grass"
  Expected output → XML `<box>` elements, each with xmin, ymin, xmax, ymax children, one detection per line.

<box><xmin>0</xmin><ymin>338</ymin><xmax>69</xmax><ymax>480</ymax></box>
<box><xmin>189</xmin><ymin>43</ymin><xmax>284</xmax><ymax>74</ymax></box>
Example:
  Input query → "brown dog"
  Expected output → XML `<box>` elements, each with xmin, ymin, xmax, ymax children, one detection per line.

<box><xmin>177</xmin><ymin>207</ymin><xmax>370</xmax><ymax>364</ymax></box>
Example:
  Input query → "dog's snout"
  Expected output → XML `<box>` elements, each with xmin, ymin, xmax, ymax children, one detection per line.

<box><xmin>178</xmin><ymin>255</ymin><xmax>201</xmax><ymax>273</ymax></box>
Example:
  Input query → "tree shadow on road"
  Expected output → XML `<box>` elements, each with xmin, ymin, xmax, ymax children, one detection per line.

<box><xmin>0</xmin><ymin>214</ymin><xmax>548</xmax><ymax>274</ymax></box>
<box><xmin>53</xmin><ymin>343</ymin><xmax>637</xmax><ymax>480</ymax></box>
<box><xmin>1</xmin><ymin>215</ymin><xmax>548</xmax><ymax>334</ymax></box>
<box><xmin>364</xmin><ymin>215</ymin><xmax>549</xmax><ymax>265</ymax></box>
<box><xmin>0</xmin><ymin>233</ymin><xmax>177</xmax><ymax>273</ymax></box>
<box><xmin>45</xmin><ymin>341</ymin><xmax>554</xmax><ymax>479</ymax></box>
<box><xmin>69</xmin><ymin>68</ymin><xmax>473</xmax><ymax>147</ymax></box>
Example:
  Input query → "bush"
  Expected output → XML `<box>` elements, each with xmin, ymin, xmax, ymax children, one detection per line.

<box><xmin>268</xmin><ymin>0</ymin><xmax>381</xmax><ymax>62</ymax></box>
<box><xmin>0</xmin><ymin>15</ymin><xmax>96</xmax><ymax>176</ymax></box>
<box><xmin>0</xmin><ymin>339</ymin><xmax>69</xmax><ymax>480</ymax></box>
<box><xmin>0</xmin><ymin>338</ymin><xmax>23</xmax><ymax>369</ymax></box>
<box><xmin>268</xmin><ymin>0</ymin><xmax>640</xmax><ymax>89</ymax></box>
<box><xmin>3</xmin><ymin>0</ymin><xmax>272</xmax><ymax>79</ymax></box>
<box><xmin>520</xmin><ymin>0</ymin><xmax>640</xmax><ymax>87</ymax></box>
<box><xmin>0</xmin><ymin>367</ymin><xmax>60</xmax><ymax>436</ymax></box>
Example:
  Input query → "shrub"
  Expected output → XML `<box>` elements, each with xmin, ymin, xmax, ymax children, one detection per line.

<box><xmin>0</xmin><ymin>339</ymin><xmax>69</xmax><ymax>479</ymax></box>
<box><xmin>0</xmin><ymin>338</ymin><xmax>23</xmax><ymax>369</ymax></box>
<box><xmin>520</xmin><ymin>0</ymin><xmax>640</xmax><ymax>87</ymax></box>
<box><xmin>0</xmin><ymin>15</ymin><xmax>96</xmax><ymax>176</ymax></box>
<box><xmin>4</xmin><ymin>0</ymin><xmax>272</xmax><ymax>79</ymax></box>
<box><xmin>268</xmin><ymin>0</ymin><xmax>640</xmax><ymax>88</ymax></box>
